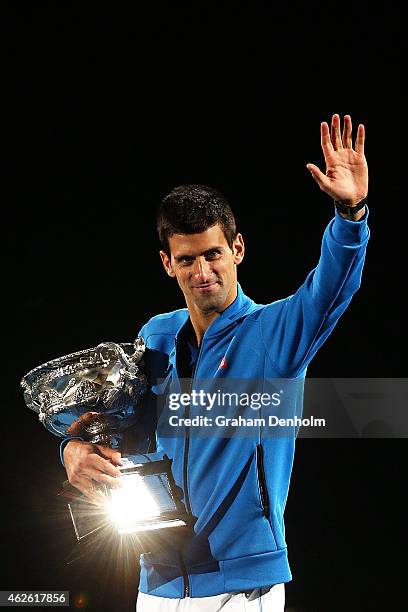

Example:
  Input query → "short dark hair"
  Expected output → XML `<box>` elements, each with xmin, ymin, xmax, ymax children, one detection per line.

<box><xmin>157</xmin><ymin>184</ymin><xmax>237</xmax><ymax>256</ymax></box>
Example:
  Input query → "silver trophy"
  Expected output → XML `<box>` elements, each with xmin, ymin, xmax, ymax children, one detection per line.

<box><xmin>21</xmin><ymin>338</ymin><xmax>148</xmax><ymax>446</ymax></box>
<box><xmin>21</xmin><ymin>338</ymin><xmax>191</xmax><ymax>546</ymax></box>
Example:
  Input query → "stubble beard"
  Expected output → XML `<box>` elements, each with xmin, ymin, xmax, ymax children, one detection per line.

<box><xmin>191</xmin><ymin>283</ymin><xmax>227</xmax><ymax>315</ymax></box>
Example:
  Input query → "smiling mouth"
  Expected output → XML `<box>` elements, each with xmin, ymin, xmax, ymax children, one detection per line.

<box><xmin>192</xmin><ymin>282</ymin><xmax>219</xmax><ymax>291</ymax></box>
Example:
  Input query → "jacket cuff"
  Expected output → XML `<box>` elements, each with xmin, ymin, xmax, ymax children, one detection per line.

<box><xmin>60</xmin><ymin>436</ymin><xmax>84</xmax><ymax>468</ymax></box>
<box><xmin>331</xmin><ymin>205</ymin><xmax>370</xmax><ymax>245</ymax></box>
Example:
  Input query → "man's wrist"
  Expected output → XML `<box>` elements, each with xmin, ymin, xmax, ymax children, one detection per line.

<box><xmin>334</xmin><ymin>196</ymin><xmax>367</xmax><ymax>221</ymax></box>
<box><xmin>338</xmin><ymin>206</ymin><xmax>366</xmax><ymax>221</ymax></box>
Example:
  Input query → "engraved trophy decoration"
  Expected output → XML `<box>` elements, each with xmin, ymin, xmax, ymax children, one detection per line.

<box><xmin>21</xmin><ymin>338</ymin><xmax>190</xmax><ymax>545</ymax></box>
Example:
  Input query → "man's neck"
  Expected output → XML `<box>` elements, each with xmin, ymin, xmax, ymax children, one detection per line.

<box><xmin>188</xmin><ymin>310</ymin><xmax>220</xmax><ymax>347</ymax></box>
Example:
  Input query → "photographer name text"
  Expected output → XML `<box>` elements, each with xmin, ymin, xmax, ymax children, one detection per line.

<box><xmin>168</xmin><ymin>415</ymin><xmax>326</xmax><ymax>428</ymax></box>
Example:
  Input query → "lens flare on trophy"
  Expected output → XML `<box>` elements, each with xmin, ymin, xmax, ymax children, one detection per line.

<box><xmin>108</xmin><ymin>472</ymin><xmax>160</xmax><ymax>532</ymax></box>
<box><xmin>102</xmin><ymin>458</ymin><xmax>190</xmax><ymax>537</ymax></box>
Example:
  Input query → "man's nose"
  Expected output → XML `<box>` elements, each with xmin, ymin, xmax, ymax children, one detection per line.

<box><xmin>192</xmin><ymin>256</ymin><xmax>211</xmax><ymax>282</ymax></box>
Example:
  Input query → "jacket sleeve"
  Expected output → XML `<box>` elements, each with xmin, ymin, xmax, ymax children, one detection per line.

<box><xmin>260</xmin><ymin>208</ymin><xmax>370</xmax><ymax>377</ymax></box>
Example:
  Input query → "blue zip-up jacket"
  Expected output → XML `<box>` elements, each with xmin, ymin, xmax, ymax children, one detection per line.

<box><xmin>135</xmin><ymin>209</ymin><xmax>370</xmax><ymax>598</ymax></box>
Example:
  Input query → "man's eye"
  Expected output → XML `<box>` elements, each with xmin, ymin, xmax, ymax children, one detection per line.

<box><xmin>205</xmin><ymin>250</ymin><xmax>221</xmax><ymax>260</ymax></box>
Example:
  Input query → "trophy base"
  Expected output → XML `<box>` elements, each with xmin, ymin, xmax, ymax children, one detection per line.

<box><xmin>62</xmin><ymin>454</ymin><xmax>194</xmax><ymax>551</ymax></box>
<box><xmin>67</xmin><ymin>497</ymin><xmax>107</xmax><ymax>541</ymax></box>
<box><xmin>118</xmin><ymin>518</ymin><xmax>187</xmax><ymax>535</ymax></box>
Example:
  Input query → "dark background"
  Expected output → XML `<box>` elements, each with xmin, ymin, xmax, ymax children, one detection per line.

<box><xmin>1</xmin><ymin>2</ymin><xmax>405</xmax><ymax>611</ymax></box>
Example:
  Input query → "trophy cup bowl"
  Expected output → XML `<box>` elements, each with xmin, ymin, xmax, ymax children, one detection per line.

<box><xmin>20</xmin><ymin>338</ymin><xmax>148</xmax><ymax>447</ymax></box>
<box><xmin>20</xmin><ymin>338</ymin><xmax>192</xmax><ymax>546</ymax></box>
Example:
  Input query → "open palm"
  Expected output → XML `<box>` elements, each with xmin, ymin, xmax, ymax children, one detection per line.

<box><xmin>307</xmin><ymin>114</ymin><xmax>368</xmax><ymax>206</ymax></box>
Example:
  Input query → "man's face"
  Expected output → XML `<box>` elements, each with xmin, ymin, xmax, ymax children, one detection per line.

<box><xmin>160</xmin><ymin>224</ymin><xmax>245</xmax><ymax>316</ymax></box>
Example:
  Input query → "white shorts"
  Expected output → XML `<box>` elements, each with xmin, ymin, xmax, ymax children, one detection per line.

<box><xmin>137</xmin><ymin>583</ymin><xmax>285</xmax><ymax>611</ymax></box>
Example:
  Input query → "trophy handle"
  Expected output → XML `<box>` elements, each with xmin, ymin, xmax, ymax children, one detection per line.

<box><xmin>95</xmin><ymin>338</ymin><xmax>145</xmax><ymax>377</ymax></box>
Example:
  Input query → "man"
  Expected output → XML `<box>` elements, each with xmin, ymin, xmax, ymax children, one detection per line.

<box><xmin>62</xmin><ymin>114</ymin><xmax>369</xmax><ymax>610</ymax></box>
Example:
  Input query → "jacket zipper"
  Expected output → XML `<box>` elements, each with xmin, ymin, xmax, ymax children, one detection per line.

<box><xmin>175</xmin><ymin>336</ymin><xmax>204</xmax><ymax>597</ymax></box>
<box><xmin>256</xmin><ymin>443</ymin><xmax>270</xmax><ymax>517</ymax></box>
<box><xmin>178</xmin><ymin>553</ymin><xmax>190</xmax><ymax>598</ymax></box>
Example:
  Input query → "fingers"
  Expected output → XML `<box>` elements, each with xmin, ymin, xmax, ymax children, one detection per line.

<box><xmin>73</xmin><ymin>453</ymin><xmax>122</xmax><ymax>487</ymax></box>
<box><xmin>356</xmin><ymin>123</ymin><xmax>365</xmax><ymax>154</ymax></box>
<box><xmin>321</xmin><ymin>122</ymin><xmax>334</xmax><ymax>159</ymax></box>
<box><xmin>95</xmin><ymin>444</ymin><xmax>123</xmax><ymax>466</ymax></box>
<box><xmin>91</xmin><ymin>454</ymin><xmax>122</xmax><ymax>479</ymax></box>
<box><xmin>330</xmin><ymin>114</ymin><xmax>343</xmax><ymax>150</ymax></box>
<box><xmin>68</xmin><ymin>463</ymin><xmax>120</xmax><ymax>498</ymax></box>
<box><xmin>342</xmin><ymin>115</ymin><xmax>353</xmax><ymax>148</ymax></box>
<box><xmin>68</xmin><ymin>464</ymin><xmax>121</xmax><ymax>497</ymax></box>
<box><xmin>84</xmin><ymin>468</ymin><xmax>122</xmax><ymax>488</ymax></box>
<box><xmin>306</xmin><ymin>163</ymin><xmax>331</xmax><ymax>192</ymax></box>
<box><xmin>321</xmin><ymin>114</ymin><xmax>365</xmax><ymax>155</ymax></box>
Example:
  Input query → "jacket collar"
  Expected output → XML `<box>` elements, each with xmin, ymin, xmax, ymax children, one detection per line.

<box><xmin>175</xmin><ymin>283</ymin><xmax>258</xmax><ymax>342</ymax></box>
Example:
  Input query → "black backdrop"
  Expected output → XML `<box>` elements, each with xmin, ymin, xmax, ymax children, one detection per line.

<box><xmin>2</xmin><ymin>2</ymin><xmax>406</xmax><ymax>611</ymax></box>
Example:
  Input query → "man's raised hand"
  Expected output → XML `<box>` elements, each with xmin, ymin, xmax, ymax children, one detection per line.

<box><xmin>306</xmin><ymin>114</ymin><xmax>368</xmax><ymax>208</ymax></box>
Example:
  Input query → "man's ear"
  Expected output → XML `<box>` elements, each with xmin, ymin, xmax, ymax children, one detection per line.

<box><xmin>160</xmin><ymin>250</ymin><xmax>176</xmax><ymax>277</ymax></box>
<box><xmin>232</xmin><ymin>233</ymin><xmax>245</xmax><ymax>265</ymax></box>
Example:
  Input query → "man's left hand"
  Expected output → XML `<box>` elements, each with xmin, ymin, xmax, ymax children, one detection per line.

<box><xmin>307</xmin><ymin>114</ymin><xmax>368</xmax><ymax>207</ymax></box>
